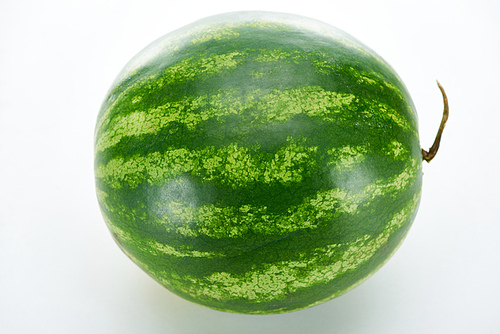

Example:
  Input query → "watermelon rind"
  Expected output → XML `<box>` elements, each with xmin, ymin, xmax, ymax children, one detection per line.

<box><xmin>94</xmin><ymin>11</ymin><xmax>422</xmax><ymax>314</ymax></box>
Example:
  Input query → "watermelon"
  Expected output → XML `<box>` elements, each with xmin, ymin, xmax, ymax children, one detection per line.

<box><xmin>94</xmin><ymin>11</ymin><xmax>443</xmax><ymax>314</ymax></box>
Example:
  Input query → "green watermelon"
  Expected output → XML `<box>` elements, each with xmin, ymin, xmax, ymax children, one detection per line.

<box><xmin>94</xmin><ymin>11</ymin><xmax>441</xmax><ymax>314</ymax></box>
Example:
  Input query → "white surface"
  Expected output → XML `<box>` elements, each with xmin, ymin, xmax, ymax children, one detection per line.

<box><xmin>1</xmin><ymin>0</ymin><xmax>499</xmax><ymax>333</ymax></box>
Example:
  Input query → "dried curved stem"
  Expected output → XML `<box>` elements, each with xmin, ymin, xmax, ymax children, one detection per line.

<box><xmin>422</xmin><ymin>81</ymin><xmax>449</xmax><ymax>163</ymax></box>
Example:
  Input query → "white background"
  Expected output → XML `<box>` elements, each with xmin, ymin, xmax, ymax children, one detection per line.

<box><xmin>1</xmin><ymin>0</ymin><xmax>499</xmax><ymax>333</ymax></box>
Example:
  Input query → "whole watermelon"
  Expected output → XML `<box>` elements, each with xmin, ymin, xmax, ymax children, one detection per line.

<box><xmin>95</xmin><ymin>11</ymin><xmax>423</xmax><ymax>314</ymax></box>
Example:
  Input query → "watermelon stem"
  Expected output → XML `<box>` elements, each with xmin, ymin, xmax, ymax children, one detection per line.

<box><xmin>422</xmin><ymin>81</ymin><xmax>449</xmax><ymax>163</ymax></box>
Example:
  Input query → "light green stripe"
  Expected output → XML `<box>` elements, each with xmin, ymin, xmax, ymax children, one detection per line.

<box><xmin>254</xmin><ymin>48</ymin><xmax>304</xmax><ymax>63</ymax></box>
<box><xmin>327</xmin><ymin>145</ymin><xmax>368</xmax><ymax>170</ymax></box>
<box><xmin>189</xmin><ymin>19</ymin><xmax>297</xmax><ymax>45</ymax></box>
<box><xmin>371</xmin><ymin>103</ymin><xmax>412</xmax><ymax>131</ymax></box>
<box><xmin>103</xmin><ymin>213</ymin><xmax>219</xmax><ymax>259</ymax></box>
<box><xmin>148</xmin><ymin>156</ymin><xmax>419</xmax><ymax>238</ymax></box>
<box><xmin>96</xmin><ymin>134</ymin><xmax>413</xmax><ymax>191</ymax></box>
<box><xmin>96</xmin><ymin>139</ymin><xmax>318</xmax><ymax>189</ymax></box>
<box><xmin>385</xmin><ymin>140</ymin><xmax>408</xmax><ymax>159</ymax></box>
<box><xmin>311</xmin><ymin>59</ymin><xmax>408</xmax><ymax>109</ymax></box>
<box><xmin>95</xmin><ymin>97</ymin><xmax>206</xmax><ymax>153</ymax></box>
<box><xmin>95</xmin><ymin>188</ymin><xmax>111</xmax><ymax>211</ymax></box>
<box><xmin>96</xmin><ymin>84</ymin><xmax>412</xmax><ymax>155</ymax></box>
<box><xmin>189</xmin><ymin>26</ymin><xmax>241</xmax><ymax>45</ymax></box>
<box><xmin>96</xmin><ymin>86</ymin><xmax>357</xmax><ymax>153</ymax></box>
<box><xmin>156</xmin><ymin>187</ymin><xmax>352</xmax><ymax>238</ymax></box>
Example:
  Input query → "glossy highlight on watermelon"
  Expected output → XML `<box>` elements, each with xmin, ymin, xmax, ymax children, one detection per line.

<box><xmin>94</xmin><ymin>11</ymin><xmax>425</xmax><ymax>314</ymax></box>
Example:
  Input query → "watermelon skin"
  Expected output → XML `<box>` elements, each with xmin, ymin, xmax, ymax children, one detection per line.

<box><xmin>94</xmin><ymin>11</ymin><xmax>422</xmax><ymax>314</ymax></box>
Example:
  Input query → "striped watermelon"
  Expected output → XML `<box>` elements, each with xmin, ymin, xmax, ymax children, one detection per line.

<box><xmin>94</xmin><ymin>11</ymin><xmax>435</xmax><ymax>314</ymax></box>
